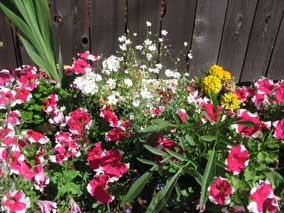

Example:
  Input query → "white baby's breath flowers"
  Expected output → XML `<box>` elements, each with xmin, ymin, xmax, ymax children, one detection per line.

<box><xmin>106</xmin><ymin>78</ymin><xmax>117</xmax><ymax>90</ymax></box>
<box><xmin>133</xmin><ymin>33</ymin><xmax>137</xmax><ymax>37</ymax></box>
<box><xmin>161</xmin><ymin>30</ymin><xmax>168</xmax><ymax>36</ymax></box>
<box><xmin>140</xmin><ymin>87</ymin><xmax>153</xmax><ymax>99</ymax></box>
<box><xmin>188</xmin><ymin>50</ymin><xmax>193</xmax><ymax>59</ymax></box>
<box><xmin>119</xmin><ymin>44</ymin><xmax>127</xmax><ymax>51</ymax></box>
<box><xmin>184</xmin><ymin>42</ymin><xmax>188</xmax><ymax>47</ymax></box>
<box><xmin>132</xmin><ymin>99</ymin><xmax>140</xmax><ymax>107</ymax></box>
<box><xmin>146</xmin><ymin>53</ymin><xmax>153</xmax><ymax>61</ymax></box>
<box><xmin>73</xmin><ymin>72</ymin><xmax>100</xmax><ymax>95</ymax></box>
<box><xmin>144</xmin><ymin>39</ymin><xmax>152</xmax><ymax>46</ymax></box>
<box><xmin>107</xmin><ymin>91</ymin><xmax>120</xmax><ymax>106</ymax></box>
<box><xmin>159</xmin><ymin>38</ymin><xmax>163</xmax><ymax>42</ymax></box>
<box><xmin>164</xmin><ymin>69</ymin><xmax>181</xmax><ymax>79</ymax></box>
<box><xmin>148</xmin><ymin>44</ymin><xmax>157</xmax><ymax>52</ymax></box>
<box><xmin>124</xmin><ymin>79</ymin><xmax>133</xmax><ymax>88</ymax></box>
<box><xmin>118</xmin><ymin>35</ymin><xmax>126</xmax><ymax>42</ymax></box>
<box><xmin>146</xmin><ymin>21</ymin><xmax>152</xmax><ymax>27</ymax></box>
<box><xmin>136</xmin><ymin>45</ymin><xmax>143</xmax><ymax>50</ymax></box>
<box><xmin>102</xmin><ymin>55</ymin><xmax>122</xmax><ymax>75</ymax></box>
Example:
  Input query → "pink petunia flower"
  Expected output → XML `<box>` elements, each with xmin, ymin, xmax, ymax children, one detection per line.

<box><xmin>274</xmin><ymin>81</ymin><xmax>284</xmax><ymax>103</ymax></box>
<box><xmin>87</xmin><ymin>174</ymin><xmax>114</xmax><ymax>203</ymax></box>
<box><xmin>255</xmin><ymin>78</ymin><xmax>274</xmax><ymax>95</ymax></box>
<box><xmin>72</xmin><ymin>59</ymin><xmax>92</xmax><ymax>74</ymax></box>
<box><xmin>273</xmin><ymin>119</ymin><xmax>284</xmax><ymax>140</ymax></box>
<box><xmin>100</xmin><ymin>106</ymin><xmax>119</xmax><ymax>127</ymax></box>
<box><xmin>36</xmin><ymin>200</ymin><xmax>57</xmax><ymax>213</ymax></box>
<box><xmin>232</xmin><ymin>109</ymin><xmax>271</xmax><ymax>138</ymax></box>
<box><xmin>225</xmin><ymin>144</ymin><xmax>249</xmax><ymax>175</ymax></box>
<box><xmin>78</xmin><ymin>51</ymin><xmax>100</xmax><ymax>62</ymax></box>
<box><xmin>105</xmin><ymin>127</ymin><xmax>126</xmax><ymax>142</ymax></box>
<box><xmin>26</xmin><ymin>130</ymin><xmax>49</xmax><ymax>144</ymax></box>
<box><xmin>208</xmin><ymin>176</ymin><xmax>234</xmax><ymax>205</ymax></box>
<box><xmin>87</xmin><ymin>142</ymin><xmax>103</xmax><ymax>170</ymax></box>
<box><xmin>176</xmin><ymin>108</ymin><xmax>187</xmax><ymax>122</ymax></box>
<box><xmin>69</xmin><ymin>199</ymin><xmax>82</xmax><ymax>213</ymax></box>
<box><xmin>0</xmin><ymin>69</ymin><xmax>14</xmax><ymax>86</ymax></box>
<box><xmin>1</xmin><ymin>190</ymin><xmax>30</xmax><ymax>213</ymax></box>
<box><xmin>0</xmin><ymin>88</ymin><xmax>15</xmax><ymax>109</ymax></box>
<box><xmin>66</xmin><ymin>108</ymin><xmax>92</xmax><ymax>136</ymax></box>
<box><xmin>247</xmin><ymin>180</ymin><xmax>279</xmax><ymax>213</ymax></box>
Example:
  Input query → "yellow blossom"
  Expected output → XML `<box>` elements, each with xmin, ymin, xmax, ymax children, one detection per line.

<box><xmin>221</xmin><ymin>93</ymin><xmax>240</xmax><ymax>109</ymax></box>
<box><xmin>223</xmin><ymin>70</ymin><xmax>232</xmax><ymax>80</ymax></box>
<box><xmin>202</xmin><ymin>75</ymin><xmax>222</xmax><ymax>94</ymax></box>
<box><xmin>209</xmin><ymin>64</ymin><xmax>224</xmax><ymax>79</ymax></box>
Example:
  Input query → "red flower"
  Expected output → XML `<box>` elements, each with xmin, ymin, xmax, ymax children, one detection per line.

<box><xmin>201</xmin><ymin>101</ymin><xmax>223</xmax><ymax>123</ymax></box>
<box><xmin>78</xmin><ymin>51</ymin><xmax>100</xmax><ymax>62</ymax></box>
<box><xmin>6</xmin><ymin>110</ymin><xmax>20</xmax><ymax>127</ymax></box>
<box><xmin>0</xmin><ymin>88</ymin><xmax>15</xmax><ymax>109</ymax></box>
<box><xmin>208</xmin><ymin>176</ymin><xmax>234</xmax><ymax>205</ymax></box>
<box><xmin>87</xmin><ymin>174</ymin><xmax>114</xmax><ymax>203</ymax></box>
<box><xmin>14</xmin><ymin>87</ymin><xmax>32</xmax><ymax>104</ymax></box>
<box><xmin>1</xmin><ymin>191</ymin><xmax>30</xmax><ymax>213</ymax></box>
<box><xmin>156</xmin><ymin>134</ymin><xmax>175</xmax><ymax>148</ymax></box>
<box><xmin>66</xmin><ymin>108</ymin><xmax>92</xmax><ymax>136</ymax></box>
<box><xmin>0</xmin><ymin>69</ymin><xmax>14</xmax><ymax>86</ymax></box>
<box><xmin>105</xmin><ymin>128</ymin><xmax>126</xmax><ymax>142</ymax></box>
<box><xmin>273</xmin><ymin>119</ymin><xmax>284</xmax><ymax>140</ymax></box>
<box><xmin>274</xmin><ymin>81</ymin><xmax>284</xmax><ymax>103</ymax></box>
<box><xmin>26</xmin><ymin>130</ymin><xmax>49</xmax><ymax>144</ymax></box>
<box><xmin>87</xmin><ymin>142</ymin><xmax>103</xmax><ymax>170</ymax></box>
<box><xmin>101</xmin><ymin>150</ymin><xmax>129</xmax><ymax>177</ymax></box>
<box><xmin>247</xmin><ymin>180</ymin><xmax>279</xmax><ymax>213</ymax></box>
<box><xmin>100</xmin><ymin>106</ymin><xmax>119</xmax><ymax>127</ymax></box>
<box><xmin>232</xmin><ymin>109</ymin><xmax>270</xmax><ymax>138</ymax></box>
<box><xmin>226</xmin><ymin>144</ymin><xmax>249</xmax><ymax>175</ymax></box>
<box><xmin>177</xmin><ymin>109</ymin><xmax>187</xmax><ymax>123</ymax></box>
<box><xmin>72</xmin><ymin>59</ymin><xmax>91</xmax><ymax>74</ymax></box>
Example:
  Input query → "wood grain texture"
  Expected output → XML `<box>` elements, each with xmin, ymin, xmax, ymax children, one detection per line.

<box><xmin>51</xmin><ymin>0</ymin><xmax>90</xmax><ymax>65</ymax></box>
<box><xmin>128</xmin><ymin>0</ymin><xmax>160</xmax><ymax>44</ymax></box>
<box><xmin>190</xmin><ymin>0</ymin><xmax>228</xmax><ymax>77</ymax></box>
<box><xmin>0</xmin><ymin>13</ymin><xmax>17</xmax><ymax>69</ymax></box>
<box><xmin>161</xmin><ymin>0</ymin><xmax>197</xmax><ymax>72</ymax></box>
<box><xmin>90</xmin><ymin>0</ymin><xmax>125</xmax><ymax>57</ymax></box>
<box><xmin>240</xmin><ymin>0</ymin><xmax>284</xmax><ymax>82</ymax></box>
<box><xmin>218</xmin><ymin>0</ymin><xmax>258</xmax><ymax>82</ymax></box>
<box><xmin>267</xmin><ymin>16</ymin><xmax>284</xmax><ymax>80</ymax></box>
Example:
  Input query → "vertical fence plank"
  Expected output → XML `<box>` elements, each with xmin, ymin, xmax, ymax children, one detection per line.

<box><xmin>267</xmin><ymin>16</ymin><xmax>284</xmax><ymax>80</ymax></box>
<box><xmin>161</xmin><ymin>0</ymin><xmax>197</xmax><ymax>72</ymax></box>
<box><xmin>189</xmin><ymin>0</ymin><xmax>228</xmax><ymax>77</ymax></box>
<box><xmin>128</xmin><ymin>0</ymin><xmax>160</xmax><ymax>46</ymax></box>
<box><xmin>240</xmin><ymin>0</ymin><xmax>284</xmax><ymax>82</ymax></box>
<box><xmin>51</xmin><ymin>0</ymin><xmax>90</xmax><ymax>65</ymax></box>
<box><xmin>218</xmin><ymin>0</ymin><xmax>258</xmax><ymax>82</ymax></box>
<box><xmin>0</xmin><ymin>13</ymin><xmax>17</xmax><ymax>69</ymax></box>
<box><xmin>90</xmin><ymin>0</ymin><xmax>125</xmax><ymax>57</ymax></box>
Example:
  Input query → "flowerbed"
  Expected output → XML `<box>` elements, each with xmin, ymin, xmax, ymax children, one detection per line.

<box><xmin>1</xmin><ymin>25</ymin><xmax>284</xmax><ymax>213</ymax></box>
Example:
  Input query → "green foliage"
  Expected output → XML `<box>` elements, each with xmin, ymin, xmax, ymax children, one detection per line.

<box><xmin>0</xmin><ymin>0</ymin><xmax>63</xmax><ymax>85</ymax></box>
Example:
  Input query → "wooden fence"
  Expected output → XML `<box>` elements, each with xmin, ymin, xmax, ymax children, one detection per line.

<box><xmin>0</xmin><ymin>0</ymin><xmax>284</xmax><ymax>82</ymax></box>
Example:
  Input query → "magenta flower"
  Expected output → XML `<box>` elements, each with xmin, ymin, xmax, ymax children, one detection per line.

<box><xmin>69</xmin><ymin>199</ymin><xmax>82</xmax><ymax>213</ymax></box>
<box><xmin>226</xmin><ymin>144</ymin><xmax>249</xmax><ymax>175</ymax></box>
<box><xmin>208</xmin><ymin>176</ymin><xmax>234</xmax><ymax>205</ymax></box>
<box><xmin>247</xmin><ymin>180</ymin><xmax>279</xmax><ymax>213</ymax></box>
<box><xmin>36</xmin><ymin>200</ymin><xmax>57</xmax><ymax>213</ymax></box>
<box><xmin>1</xmin><ymin>191</ymin><xmax>30</xmax><ymax>213</ymax></box>
<box><xmin>273</xmin><ymin>119</ymin><xmax>284</xmax><ymax>140</ymax></box>
<box><xmin>26</xmin><ymin>130</ymin><xmax>49</xmax><ymax>144</ymax></box>
<box><xmin>177</xmin><ymin>108</ymin><xmax>187</xmax><ymax>123</ymax></box>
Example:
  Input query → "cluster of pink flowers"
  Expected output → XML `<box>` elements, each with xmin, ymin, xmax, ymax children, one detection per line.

<box><xmin>87</xmin><ymin>142</ymin><xmax>129</xmax><ymax>203</ymax></box>
<box><xmin>43</xmin><ymin>93</ymin><xmax>65</xmax><ymax>126</ymax></box>
<box><xmin>247</xmin><ymin>180</ymin><xmax>279</xmax><ymax>213</ymax></box>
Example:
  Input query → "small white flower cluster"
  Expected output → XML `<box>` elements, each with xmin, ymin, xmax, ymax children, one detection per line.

<box><xmin>102</xmin><ymin>55</ymin><xmax>123</xmax><ymax>75</ymax></box>
<box><xmin>164</xmin><ymin>69</ymin><xmax>181</xmax><ymax>79</ymax></box>
<box><xmin>73</xmin><ymin>72</ymin><xmax>102</xmax><ymax>95</ymax></box>
<box><xmin>118</xmin><ymin>35</ymin><xmax>132</xmax><ymax>51</ymax></box>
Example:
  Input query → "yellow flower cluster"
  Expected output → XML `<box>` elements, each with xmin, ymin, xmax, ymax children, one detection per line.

<box><xmin>209</xmin><ymin>64</ymin><xmax>232</xmax><ymax>80</ymax></box>
<box><xmin>202</xmin><ymin>75</ymin><xmax>222</xmax><ymax>94</ymax></box>
<box><xmin>220</xmin><ymin>93</ymin><xmax>240</xmax><ymax>109</ymax></box>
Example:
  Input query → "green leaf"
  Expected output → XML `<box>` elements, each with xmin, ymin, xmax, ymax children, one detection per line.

<box><xmin>185</xmin><ymin>168</ymin><xmax>202</xmax><ymax>185</ymax></box>
<box><xmin>209</xmin><ymin>92</ymin><xmax>219</xmax><ymax>111</ymax></box>
<box><xmin>234</xmin><ymin>120</ymin><xmax>256</xmax><ymax>127</ymax></box>
<box><xmin>165</xmin><ymin>148</ymin><xmax>187</xmax><ymax>161</ymax></box>
<box><xmin>123</xmin><ymin>170</ymin><xmax>154</xmax><ymax>203</ymax></box>
<box><xmin>266</xmin><ymin>170</ymin><xmax>284</xmax><ymax>188</ymax></box>
<box><xmin>185</xmin><ymin>134</ymin><xmax>195</xmax><ymax>146</ymax></box>
<box><xmin>146</xmin><ymin>167</ymin><xmax>183</xmax><ymax>213</ymax></box>
<box><xmin>137</xmin><ymin>157</ymin><xmax>159</xmax><ymax>167</ymax></box>
<box><xmin>144</xmin><ymin>144</ymin><xmax>169</xmax><ymax>157</ymax></box>
<box><xmin>64</xmin><ymin>182</ymin><xmax>82</xmax><ymax>195</ymax></box>
<box><xmin>200</xmin><ymin>135</ymin><xmax>217</xmax><ymax>142</ymax></box>
<box><xmin>140</xmin><ymin>119</ymin><xmax>177</xmax><ymax>133</ymax></box>
<box><xmin>199</xmin><ymin>147</ymin><xmax>216</xmax><ymax>210</ymax></box>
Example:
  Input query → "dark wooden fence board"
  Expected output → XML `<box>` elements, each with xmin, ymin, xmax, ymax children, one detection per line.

<box><xmin>267</xmin><ymin>15</ymin><xmax>284</xmax><ymax>80</ymax></box>
<box><xmin>161</xmin><ymin>0</ymin><xmax>197</xmax><ymax>72</ymax></box>
<box><xmin>189</xmin><ymin>0</ymin><xmax>228</xmax><ymax>77</ymax></box>
<box><xmin>0</xmin><ymin>13</ymin><xmax>17</xmax><ymax>69</ymax></box>
<box><xmin>240</xmin><ymin>0</ymin><xmax>284</xmax><ymax>82</ymax></box>
<box><xmin>90</xmin><ymin>0</ymin><xmax>125</xmax><ymax>57</ymax></box>
<box><xmin>51</xmin><ymin>0</ymin><xmax>90</xmax><ymax>65</ymax></box>
<box><xmin>128</xmin><ymin>0</ymin><xmax>160</xmax><ymax>46</ymax></box>
<box><xmin>218</xmin><ymin>0</ymin><xmax>258</xmax><ymax>82</ymax></box>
